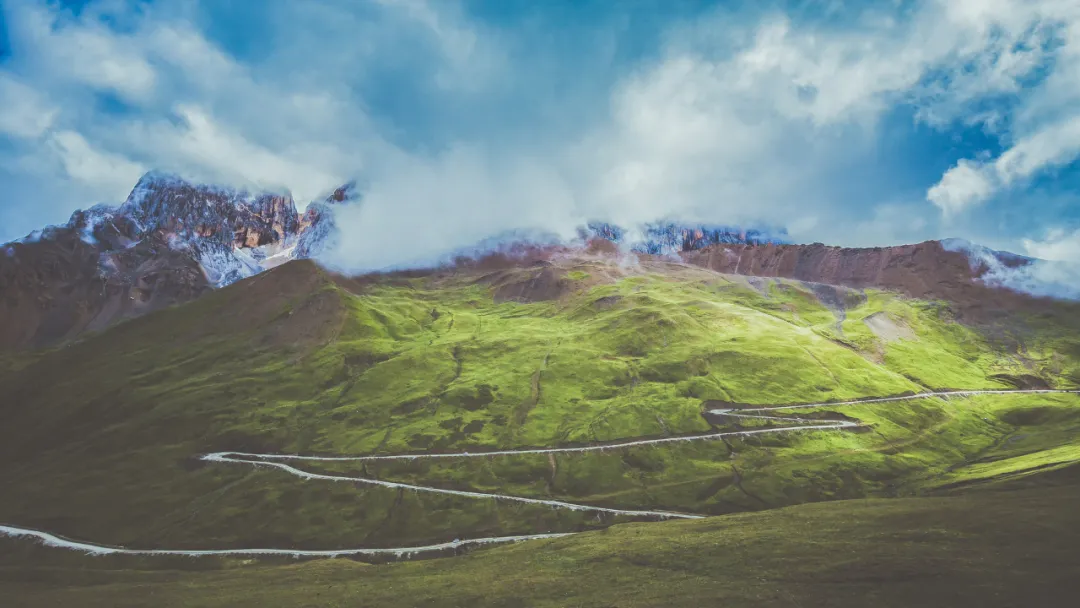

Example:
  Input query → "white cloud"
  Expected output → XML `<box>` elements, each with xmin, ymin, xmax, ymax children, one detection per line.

<box><xmin>0</xmin><ymin>75</ymin><xmax>56</xmax><ymax>138</ymax></box>
<box><xmin>0</xmin><ymin>0</ymin><xmax>383</xmax><ymax>215</ymax></box>
<box><xmin>120</xmin><ymin>104</ymin><xmax>346</xmax><ymax>201</ymax></box>
<box><xmin>995</xmin><ymin>115</ymin><xmax>1080</xmax><ymax>184</ymax></box>
<box><xmin>3</xmin><ymin>0</ymin><xmax>1080</xmax><ymax>282</ymax></box>
<box><xmin>47</xmin><ymin>130</ymin><xmax>146</xmax><ymax>199</ymax></box>
<box><xmin>143</xmin><ymin>23</ymin><xmax>239</xmax><ymax>92</ymax></box>
<box><xmin>927</xmin><ymin>159</ymin><xmax>996</xmax><ymax>214</ymax></box>
<box><xmin>946</xmin><ymin>236</ymin><xmax>1080</xmax><ymax>299</ymax></box>
<box><xmin>323</xmin><ymin>145</ymin><xmax>582</xmax><ymax>271</ymax></box>
<box><xmin>1023</xmin><ymin>227</ymin><xmax>1080</xmax><ymax>261</ymax></box>
<box><xmin>375</xmin><ymin>0</ymin><xmax>475</xmax><ymax>64</ymax></box>
<box><xmin>372</xmin><ymin>0</ymin><xmax>502</xmax><ymax>91</ymax></box>
<box><xmin>924</xmin><ymin>0</ymin><xmax>1080</xmax><ymax>212</ymax></box>
<box><xmin>561</xmin><ymin>0</ymin><xmax>1080</xmax><ymax>243</ymax></box>
<box><xmin>927</xmin><ymin>114</ymin><xmax>1080</xmax><ymax>214</ymax></box>
<box><xmin>6</xmin><ymin>0</ymin><xmax>157</xmax><ymax>100</ymax></box>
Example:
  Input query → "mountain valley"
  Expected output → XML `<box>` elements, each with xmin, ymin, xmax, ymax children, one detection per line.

<box><xmin>1</xmin><ymin>240</ymin><xmax>1079</xmax><ymax>605</ymax></box>
<box><xmin>2</xmin><ymin>178</ymin><xmax>1080</xmax><ymax>607</ymax></box>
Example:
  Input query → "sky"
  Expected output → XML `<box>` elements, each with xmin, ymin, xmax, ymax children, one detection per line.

<box><xmin>2</xmin><ymin>0</ymin><xmax>1080</xmax><ymax>271</ymax></box>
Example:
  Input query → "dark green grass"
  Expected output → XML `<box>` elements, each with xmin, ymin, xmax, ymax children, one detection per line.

<box><xmin>3</xmin><ymin>465</ymin><xmax>1078</xmax><ymax>608</ymax></box>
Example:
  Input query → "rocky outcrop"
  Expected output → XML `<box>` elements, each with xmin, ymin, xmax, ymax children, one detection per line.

<box><xmin>682</xmin><ymin>241</ymin><xmax>964</xmax><ymax>296</ymax></box>
<box><xmin>119</xmin><ymin>172</ymin><xmax>300</xmax><ymax>249</ymax></box>
<box><xmin>679</xmin><ymin>239</ymin><xmax>1042</xmax><ymax>316</ymax></box>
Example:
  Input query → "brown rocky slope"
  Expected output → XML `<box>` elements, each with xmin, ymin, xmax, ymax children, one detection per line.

<box><xmin>679</xmin><ymin>239</ymin><xmax>1045</xmax><ymax>318</ymax></box>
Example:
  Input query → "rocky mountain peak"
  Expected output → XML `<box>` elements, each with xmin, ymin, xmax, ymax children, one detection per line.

<box><xmin>119</xmin><ymin>172</ymin><xmax>300</xmax><ymax>250</ymax></box>
<box><xmin>326</xmin><ymin>181</ymin><xmax>359</xmax><ymax>203</ymax></box>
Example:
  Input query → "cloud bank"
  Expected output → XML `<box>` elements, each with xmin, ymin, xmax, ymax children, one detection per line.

<box><xmin>1</xmin><ymin>0</ymin><xmax>1080</xmax><ymax>279</ymax></box>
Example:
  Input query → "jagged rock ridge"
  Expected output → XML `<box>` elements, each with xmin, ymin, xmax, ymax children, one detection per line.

<box><xmin>678</xmin><ymin>239</ymin><xmax>1042</xmax><ymax>317</ymax></box>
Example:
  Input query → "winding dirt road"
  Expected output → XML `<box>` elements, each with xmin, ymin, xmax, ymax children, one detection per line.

<box><xmin>202</xmin><ymin>452</ymin><xmax>704</xmax><ymax>520</ymax></box>
<box><xmin>0</xmin><ymin>525</ymin><xmax>573</xmax><ymax>559</ymax></box>
<box><xmin>2</xmin><ymin>388</ymin><xmax>1075</xmax><ymax>559</ymax></box>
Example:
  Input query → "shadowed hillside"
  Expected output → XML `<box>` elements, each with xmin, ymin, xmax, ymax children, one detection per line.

<box><xmin>3</xmin><ymin>465</ymin><xmax>1078</xmax><ymax>607</ymax></box>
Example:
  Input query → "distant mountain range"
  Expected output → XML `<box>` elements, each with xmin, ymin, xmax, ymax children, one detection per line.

<box><xmin>0</xmin><ymin>171</ymin><xmax>1047</xmax><ymax>351</ymax></box>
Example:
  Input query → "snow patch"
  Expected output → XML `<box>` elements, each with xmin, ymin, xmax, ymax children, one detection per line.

<box><xmin>197</xmin><ymin>244</ymin><xmax>265</xmax><ymax>288</ymax></box>
<box><xmin>261</xmin><ymin>245</ymin><xmax>297</xmax><ymax>270</ymax></box>
<box><xmin>293</xmin><ymin>201</ymin><xmax>339</xmax><ymax>259</ymax></box>
<box><xmin>72</xmin><ymin>204</ymin><xmax>118</xmax><ymax>245</ymax></box>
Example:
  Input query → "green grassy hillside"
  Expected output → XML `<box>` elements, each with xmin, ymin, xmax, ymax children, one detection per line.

<box><xmin>3</xmin><ymin>465</ymin><xmax>1079</xmax><ymax>608</ymax></box>
<box><xmin>1</xmin><ymin>254</ymin><xmax>1079</xmax><ymax>553</ymax></box>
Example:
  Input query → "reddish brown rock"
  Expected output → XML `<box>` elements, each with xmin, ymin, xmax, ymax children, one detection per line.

<box><xmin>679</xmin><ymin>240</ymin><xmax>1046</xmax><ymax>318</ymax></box>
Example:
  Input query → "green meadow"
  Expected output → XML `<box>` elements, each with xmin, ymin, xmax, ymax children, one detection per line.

<box><xmin>2</xmin><ymin>256</ymin><xmax>1079</xmax><ymax>606</ymax></box>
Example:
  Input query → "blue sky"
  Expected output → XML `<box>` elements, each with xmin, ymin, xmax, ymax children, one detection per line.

<box><xmin>2</xmin><ymin>0</ymin><xmax>1080</xmax><ymax>269</ymax></box>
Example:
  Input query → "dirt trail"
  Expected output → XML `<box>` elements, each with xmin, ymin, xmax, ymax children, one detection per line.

<box><xmin>202</xmin><ymin>452</ymin><xmax>703</xmax><ymax>520</ymax></box>
<box><xmin>223</xmin><ymin>390</ymin><xmax>1077</xmax><ymax>464</ymax></box>
<box><xmin>0</xmin><ymin>525</ymin><xmax>573</xmax><ymax>559</ymax></box>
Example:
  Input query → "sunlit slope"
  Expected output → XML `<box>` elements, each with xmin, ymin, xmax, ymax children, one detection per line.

<box><xmin>1</xmin><ymin>255</ymin><xmax>1079</xmax><ymax>550</ymax></box>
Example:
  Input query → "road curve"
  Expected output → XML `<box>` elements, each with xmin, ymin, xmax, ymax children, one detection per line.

<box><xmin>5</xmin><ymin>388</ymin><xmax>1076</xmax><ymax>560</ymax></box>
<box><xmin>211</xmin><ymin>389</ymin><xmax>1078</xmax><ymax>464</ymax></box>
<box><xmin>0</xmin><ymin>525</ymin><xmax>574</xmax><ymax>558</ymax></box>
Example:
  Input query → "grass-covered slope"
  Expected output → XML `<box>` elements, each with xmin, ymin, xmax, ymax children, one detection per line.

<box><xmin>1</xmin><ymin>254</ymin><xmax>1079</xmax><ymax>551</ymax></box>
<box><xmin>3</xmin><ymin>465</ymin><xmax>1079</xmax><ymax>608</ymax></box>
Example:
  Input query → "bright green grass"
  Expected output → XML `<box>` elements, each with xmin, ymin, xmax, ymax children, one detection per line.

<box><xmin>298</xmin><ymin>391</ymin><xmax>1080</xmax><ymax>518</ymax></box>
<box><xmin>1</xmin><ymin>259</ymin><xmax>1079</xmax><ymax>552</ymax></box>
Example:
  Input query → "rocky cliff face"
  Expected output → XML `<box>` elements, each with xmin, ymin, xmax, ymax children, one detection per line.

<box><xmin>120</xmin><ymin>172</ymin><xmax>300</xmax><ymax>249</ymax></box>
<box><xmin>679</xmin><ymin>239</ymin><xmax>1039</xmax><ymax>316</ymax></box>
<box><xmin>0</xmin><ymin>172</ymin><xmax>352</xmax><ymax>350</ymax></box>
